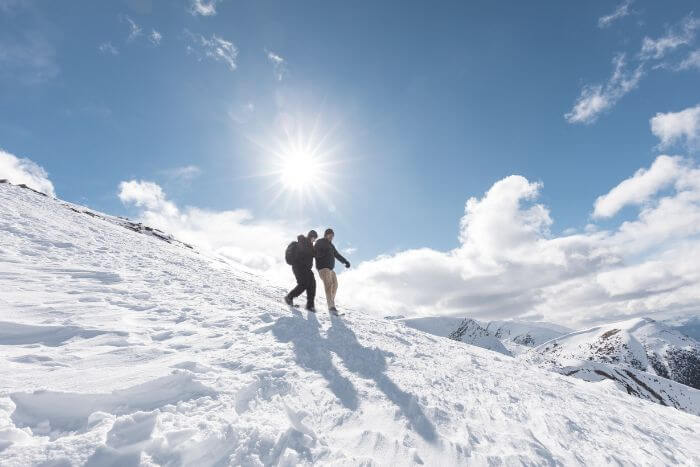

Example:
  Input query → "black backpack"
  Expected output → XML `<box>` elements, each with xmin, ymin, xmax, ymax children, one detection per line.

<box><xmin>285</xmin><ymin>241</ymin><xmax>298</xmax><ymax>265</ymax></box>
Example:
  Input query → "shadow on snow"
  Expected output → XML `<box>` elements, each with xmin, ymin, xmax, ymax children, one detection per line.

<box><xmin>272</xmin><ymin>311</ymin><xmax>437</xmax><ymax>443</ymax></box>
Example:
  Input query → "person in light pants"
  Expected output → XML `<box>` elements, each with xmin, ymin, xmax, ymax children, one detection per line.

<box><xmin>314</xmin><ymin>228</ymin><xmax>350</xmax><ymax>315</ymax></box>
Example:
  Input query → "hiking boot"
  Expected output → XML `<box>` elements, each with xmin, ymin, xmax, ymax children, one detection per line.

<box><xmin>284</xmin><ymin>295</ymin><xmax>293</xmax><ymax>306</ymax></box>
<box><xmin>305</xmin><ymin>304</ymin><xmax>316</xmax><ymax>313</ymax></box>
<box><xmin>329</xmin><ymin>307</ymin><xmax>340</xmax><ymax>316</ymax></box>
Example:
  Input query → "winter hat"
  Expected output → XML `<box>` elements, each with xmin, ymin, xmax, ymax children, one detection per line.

<box><xmin>324</xmin><ymin>228</ymin><xmax>334</xmax><ymax>236</ymax></box>
<box><xmin>308</xmin><ymin>230</ymin><xmax>318</xmax><ymax>239</ymax></box>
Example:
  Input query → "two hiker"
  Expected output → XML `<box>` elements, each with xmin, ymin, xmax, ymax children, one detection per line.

<box><xmin>285</xmin><ymin>228</ymin><xmax>350</xmax><ymax>316</ymax></box>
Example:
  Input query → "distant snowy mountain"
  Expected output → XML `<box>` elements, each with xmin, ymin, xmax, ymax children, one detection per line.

<box><xmin>383</xmin><ymin>310</ymin><xmax>700</xmax><ymax>416</ymax></box>
<box><xmin>665</xmin><ymin>315</ymin><xmax>700</xmax><ymax>342</ymax></box>
<box><xmin>484</xmin><ymin>320</ymin><xmax>572</xmax><ymax>355</ymax></box>
<box><xmin>399</xmin><ymin>317</ymin><xmax>511</xmax><ymax>356</ymax></box>
<box><xmin>397</xmin><ymin>317</ymin><xmax>571</xmax><ymax>356</ymax></box>
<box><xmin>526</xmin><ymin>317</ymin><xmax>700</xmax><ymax>415</ymax></box>
<box><xmin>1</xmin><ymin>181</ymin><xmax>700</xmax><ymax>466</ymax></box>
<box><xmin>532</xmin><ymin>317</ymin><xmax>700</xmax><ymax>389</ymax></box>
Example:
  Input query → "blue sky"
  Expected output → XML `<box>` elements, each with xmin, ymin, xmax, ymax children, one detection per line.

<box><xmin>2</xmin><ymin>0</ymin><xmax>699</xmax><ymax>325</ymax></box>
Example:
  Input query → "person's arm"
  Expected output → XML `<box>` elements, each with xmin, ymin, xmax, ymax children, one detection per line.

<box><xmin>333</xmin><ymin>246</ymin><xmax>350</xmax><ymax>268</ymax></box>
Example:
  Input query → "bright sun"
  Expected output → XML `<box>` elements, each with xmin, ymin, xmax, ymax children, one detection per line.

<box><xmin>253</xmin><ymin>112</ymin><xmax>344</xmax><ymax>211</ymax></box>
<box><xmin>280</xmin><ymin>150</ymin><xmax>319</xmax><ymax>191</ymax></box>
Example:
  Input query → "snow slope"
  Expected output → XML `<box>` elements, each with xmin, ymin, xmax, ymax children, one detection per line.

<box><xmin>398</xmin><ymin>317</ymin><xmax>511</xmax><ymax>356</ymax></box>
<box><xmin>1</xmin><ymin>182</ymin><xmax>700</xmax><ymax>466</ymax></box>
<box><xmin>526</xmin><ymin>318</ymin><xmax>700</xmax><ymax>416</ymax></box>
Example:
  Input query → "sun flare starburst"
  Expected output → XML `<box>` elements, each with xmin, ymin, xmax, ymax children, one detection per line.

<box><xmin>248</xmin><ymin>113</ymin><xmax>346</xmax><ymax>213</ymax></box>
<box><xmin>279</xmin><ymin>148</ymin><xmax>321</xmax><ymax>191</ymax></box>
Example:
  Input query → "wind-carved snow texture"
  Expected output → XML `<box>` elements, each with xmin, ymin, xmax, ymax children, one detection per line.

<box><xmin>1</xmin><ymin>181</ymin><xmax>700</xmax><ymax>466</ymax></box>
<box><xmin>10</xmin><ymin>372</ymin><xmax>216</xmax><ymax>438</ymax></box>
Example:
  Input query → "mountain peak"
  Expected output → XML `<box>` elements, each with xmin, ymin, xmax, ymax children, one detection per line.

<box><xmin>528</xmin><ymin>316</ymin><xmax>700</xmax><ymax>414</ymax></box>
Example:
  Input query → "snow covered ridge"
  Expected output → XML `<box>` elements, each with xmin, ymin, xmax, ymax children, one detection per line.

<box><xmin>530</xmin><ymin>356</ymin><xmax>700</xmax><ymax>416</ymax></box>
<box><xmin>1</xmin><ymin>183</ymin><xmax>700</xmax><ymax>465</ymax></box>
<box><xmin>397</xmin><ymin>317</ymin><xmax>572</xmax><ymax>356</ymax></box>
<box><xmin>526</xmin><ymin>318</ymin><xmax>700</xmax><ymax>416</ymax></box>
<box><xmin>531</xmin><ymin>318</ymin><xmax>700</xmax><ymax>390</ymax></box>
<box><xmin>484</xmin><ymin>320</ymin><xmax>572</xmax><ymax>349</ymax></box>
<box><xmin>0</xmin><ymin>179</ymin><xmax>50</xmax><ymax>198</ymax></box>
<box><xmin>1</xmin><ymin>179</ymin><xmax>195</xmax><ymax>251</ymax></box>
<box><xmin>398</xmin><ymin>317</ymin><xmax>511</xmax><ymax>356</ymax></box>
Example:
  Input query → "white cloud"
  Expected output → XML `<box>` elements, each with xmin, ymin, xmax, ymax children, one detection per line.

<box><xmin>186</xmin><ymin>31</ymin><xmax>238</xmax><ymax>71</ymax></box>
<box><xmin>593</xmin><ymin>155</ymin><xmax>683</xmax><ymax>218</ymax></box>
<box><xmin>458</xmin><ymin>176</ymin><xmax>552</xmax><ymax>265</ymax></box>
<box><xmin>595</xmin><ymin>260</ymin><xmax>685</xmax><ymax>297</ymax></box>
<box><xmin>567</xmin><ymin>14</ymin><xmax>699</xmax><ymax>125</ymax></box>
<box><xmin>266</xmin><ymin>50</ymin><xmax>288</xmax><ymax>81</ymax></box>
<box><xmin>640</xmin><ymin>15</ymin><xmax>699</xmax><ymax>60</ymax></box>
<box><xmin>162</xmin><ymin>165</ymin><xmax>202</xmax><ymax>181</ymax></box>
<box><xmin>149</xmin><ymin>29</ymin><xmax>162</xmax><ymax>46</ymax></box>
<box><xmin>123</xmin><ymin>15</ymin><xmax>143</xmax><ymax>42</ymax></box>
<box><xmin>565</xmin><ymin>54</ymin><xmax>643</xmax><ymax>124</ymax></box>
<box><xmin>118</xmin><ymin>180</ymin><xmax>177</xmax><ymax>215</ymax></box>
<box><xmin>678</xmin><ymin>49</ymin><xmax>700</xmax><ymax>70</ymax></box>
<box><xmin>650</xmin><ymin>104</ymin><xmax>700</xmax><ymax>150</ymax></box>
<box><xmin>98</xmin><ymin>42</ymin><xmax>119</xmax><ymax>55</ymax></box>
<box><xmin>0</xmin><ymin>149</ymin><xmax>55</xmax><ymax>197</ymax></box>
<box><xmin>189</xmin><ymin>0</ymin><xmax>222</xmax><ymax>16</ymax></box>
<box><xmin>118</xmin><ymin>180</ymin><xmax>297</xmax><ymax>279</ymax></box>
<box><xmin>341</xmin><ymin>155</ymin><xmax>700</xmax><ymax>328</ymax></box>
<box><xmin>598</xmin><ymin>0</ymin><xmax>633</xmax><ymax>28</ymax></box>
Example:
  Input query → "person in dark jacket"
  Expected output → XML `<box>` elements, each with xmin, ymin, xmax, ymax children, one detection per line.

<box><xmin>285</xmin><ymin>230</ymin><xmax>318</xmax><ymax>311</ymax></box>
<box><xmin>314</xmin><ymin>228</ymin><xmax>350</xmax><ymax>315</ymax></box>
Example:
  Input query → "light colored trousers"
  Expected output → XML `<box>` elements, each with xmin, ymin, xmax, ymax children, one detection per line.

<box><xmin>318</xmin><ymin>268</ymin><xmax>338</xmax><ymax>309</ymax></box>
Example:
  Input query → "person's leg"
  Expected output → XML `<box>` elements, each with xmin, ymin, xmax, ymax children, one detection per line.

<box><xmin>330</xmin><ymin>270</ymin><xmax>338</xmax><ymax>306</ymax></box>
<box><xmin>288</xmin><ymin>268</ymin><xmax>306</xmax><ymax>299</ymax></box>
<box><xmin>305</xmin><ymin>269</ymin><xmax>316</xmax><ymax>307</ymax></box>
<box><xmin>318</xmin><ymin>268</ymin><xmax>334</xmax><ymax>309</ymax></box>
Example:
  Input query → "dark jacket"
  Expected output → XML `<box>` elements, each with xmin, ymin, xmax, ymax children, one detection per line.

<box><xmin>293</xmin><ymin>235</ymin><xmax>315</xmax><ymax>270</ymax></box>
<box><xmin>314</xmin><ymin>237</ymin><xmax>348</xmax><ymax>271</ymax></box>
